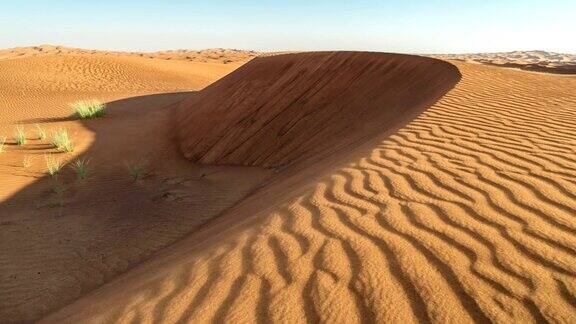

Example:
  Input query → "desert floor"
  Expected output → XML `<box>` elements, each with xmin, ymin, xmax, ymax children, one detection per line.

<box><xmin>1</xmin><ymin>48</ymin><xmax>575</xmax><ymax>323</ymax></box>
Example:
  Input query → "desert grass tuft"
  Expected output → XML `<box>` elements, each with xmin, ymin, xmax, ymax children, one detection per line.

<box><xmin>52</xmin><ymin>129</ymin><xmax>74</xmax><ymax>152</ymax></box>
<box><xmin>125</xmin><ymin>159</ymin><xmax>148</xmax><ymax>181</ymax></box>
<box><xmin>72</xmin><ymin>99</ymin><xmax>106</xmax><ymax>119</ymax></box>
<box><xmin>35</xmin><ymin>124</ymin><xmax>46</xmax><ymax>140</ymax></box>
<box><xmin>22</xmin><ymin>156</ymin><xmax>32</xmax><ymax>168</ymax></box>
<box><xmin>70</xmin><ymin>158</ymin><xmax>89</xmax><ymax>180</ymax></box>
<box><xmin>45</xmin><ymin>155</ymin><xmax>63</xmax><ymax>178</ymax></box>
<box><xmin>0</xmin><ymin>137</ymin><xmax>5</xmax><ymax>153</ymax></box>
<box><xmin>14</xmin><ymin>125</ymin><xmax>27</xmax><ymax>145</ymax></box>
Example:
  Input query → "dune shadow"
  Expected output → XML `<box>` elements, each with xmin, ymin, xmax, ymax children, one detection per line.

<box><xmin>19</xmin><ymin>116</ymin><xmax>79</xmax><ymax>124</ymax></box>
<box><xmin>0</xmin><ymin>91</ymin><xmax>272</xmax><ymax>322</ymax></box>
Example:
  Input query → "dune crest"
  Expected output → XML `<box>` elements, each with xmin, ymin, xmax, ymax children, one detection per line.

<box><xmin>175</xmin><ymin>52</ymin><xmax>460</xmax><ymax>168</ymax></box>
<box><xmin>0</xmin><ymin>45</ymin><xmax>258</xmax><ymax>64</ymax></box>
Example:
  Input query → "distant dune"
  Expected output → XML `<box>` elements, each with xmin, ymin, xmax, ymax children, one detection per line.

<box><xmin>0</xmin><ymin>47</ymin><xmax>575</xmax><ymax>323</ymax></box>
<box><xmin>0</xmin><ymin>44</ymin><xmax>258</xmax><ymax>64</ymax></box>
<box><xmin>431</xmin><ymin>50</ymin><xmax>576</xmax><ymax>74</ymax></box>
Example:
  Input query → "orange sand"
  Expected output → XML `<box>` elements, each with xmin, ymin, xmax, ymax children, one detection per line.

<box><xmin>1</xmin><ymin>47</ymin><xmax>575</xmax><ymax>323</ymax></box>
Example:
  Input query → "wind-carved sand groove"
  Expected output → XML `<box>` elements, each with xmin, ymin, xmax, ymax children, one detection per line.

<box><xmin>41</xmin><ymin>56</ymin><xmax>576</xmax><ymax>323</ymax></box>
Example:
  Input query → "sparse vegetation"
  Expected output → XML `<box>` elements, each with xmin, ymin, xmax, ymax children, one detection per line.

<box><xmin>0</xmin><ymin>137</ymin><xmax>5</xmax><ymax>153</ymax></box>
<box><xmin>45</xmin><ymin>155</ymin><xmax>63</xmax><ymax>178</ymax></box>
<box><xmin>52</xmin><ymin>129</ymin><xmax>74</xmax><ymax>152</ymax></box>
<box><xmin>35</xmin><ymin>124</ymin><xmax>46</xmax><ymax>140</ymax></box>
<box><xmin>70</xmin><ymin>158</ymin><xmax>89</xmax><ymax>180</ymax></box>
<box><xmin>72</xmin><ymin>99</ymin><xmax>106</xmax><ymax>119</ymax></box>
<box><xmin>22</xmin><ymin>156</ymin><xmax>32</xmax><ymax>168</ymax></box>
<box><xmin>14</xmin><ymin>126</ymin><xmax>27</xmax><ymax>145</ymax></box>
<box><xmin>125</xmin><ymin>159</ymin><xmax>148</xmax><ymax>181</ymax></box>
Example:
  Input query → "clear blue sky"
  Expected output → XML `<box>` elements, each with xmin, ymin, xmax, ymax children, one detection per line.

<box><xmin>1</xmin><ymin>0</ymin><xmax>574</xmax><ymax>53</ymax></box>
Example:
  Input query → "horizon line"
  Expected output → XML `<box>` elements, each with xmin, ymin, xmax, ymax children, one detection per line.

<box><xmin>3</xmin><ymin>43</ymin><xmax>575</xmax><ymax>56</ymax></box>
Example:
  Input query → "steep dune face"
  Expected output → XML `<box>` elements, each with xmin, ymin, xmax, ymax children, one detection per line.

<box><xmin>175</xmin><ymin>52</ymin><xmax>460</xmax><ymax>168</ymax></box>
<box><xmin>41</xmin><ymin>58</ymin><xmax>576</xmax><ymax>323</ymax></box>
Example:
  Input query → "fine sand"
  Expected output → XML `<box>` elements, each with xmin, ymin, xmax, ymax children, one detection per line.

<box><xmin>1</xmin><ymin>48</ymin><xmax>576</xmax><ymax>323</ymax></box>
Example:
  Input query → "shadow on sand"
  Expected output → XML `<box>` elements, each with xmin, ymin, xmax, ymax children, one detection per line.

<box><xmin>0</xmin><ymin>91</ymin><xmax>272</xmax><ymax>322</ymax></box>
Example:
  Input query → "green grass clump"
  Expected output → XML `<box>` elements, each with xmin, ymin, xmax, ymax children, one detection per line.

<box><xmin>125</xmin><ymin>160</ymin><xmax>147</xmax><ymax>181</ymax></box>
<box><xmin>36</xmin><ymin>124</ymin><xmax>46</xmax><ymax>140</ymax></box>
<box><xmin>45</xmin><ymin>155</ymin><xmax>63</xmax><ymax>178</ymax></box>
<box><xmin>14</xmin><ymin>126</ymin><xmax>27</xmax><ymax>145</ymax></box>
<box><xmin>72</xmin><ymin>99</ymin><xmax>106</xmax><ymax>119</ymax></box>
<box><xmin>70</xmin><ymin>158</ymin><xmax>89</xmax><ymax>180</ymax></box>
<box><xmin>0</xmin><ymin>137</ymin><xmax>5</xmax><ymax>153</ymax></box>
<box><xmin>52</xmin><ymin>129</ymin><xmax>74</xmax><ymax>152</ymax></box>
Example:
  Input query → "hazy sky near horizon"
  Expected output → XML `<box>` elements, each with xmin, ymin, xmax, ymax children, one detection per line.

<box><xmin>1</xmin><ymin>0</ymin><xmax>574</xmax><ymax>54</ymax></box>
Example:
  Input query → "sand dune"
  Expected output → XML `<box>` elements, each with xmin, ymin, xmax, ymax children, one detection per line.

<box><xmin>0</xmin><ymin>45</ymin><xmax>258</xmax><ymax>64</ymax></box>
<box><xmin>431</xmin><ymin>50</ymin><xmax>576</xmax><ymax>74</ymax></box>
<box><xmin>37</xmin><ymin>55</ymin><xmax>576</xmax><ymax>324</ymax></box>
<box><xmin>0</xmin><ymin>53</ymin><xmax>240</xmax><ymax>124</ymax></box>
<box><xmin>175</xmin><ymin>52</ymin><xmax>459</xmax><ymax>168</ymax></box>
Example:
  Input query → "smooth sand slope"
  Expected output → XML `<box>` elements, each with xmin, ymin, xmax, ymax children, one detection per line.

<box><xmin>0</xmin><ymin>51</ymin><xmax>272</xmax><ymax>322</ymax></box>
<box><xmin>41</xmin><ymin>53</ymin><xmax>576</xmax><ymax>323</ymax></box>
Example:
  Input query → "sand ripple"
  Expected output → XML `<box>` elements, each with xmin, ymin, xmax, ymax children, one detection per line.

<box><xmin>42</xmin><ymin>61</ymin><xmax>576</xmax><ymax>323</ymax></box>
